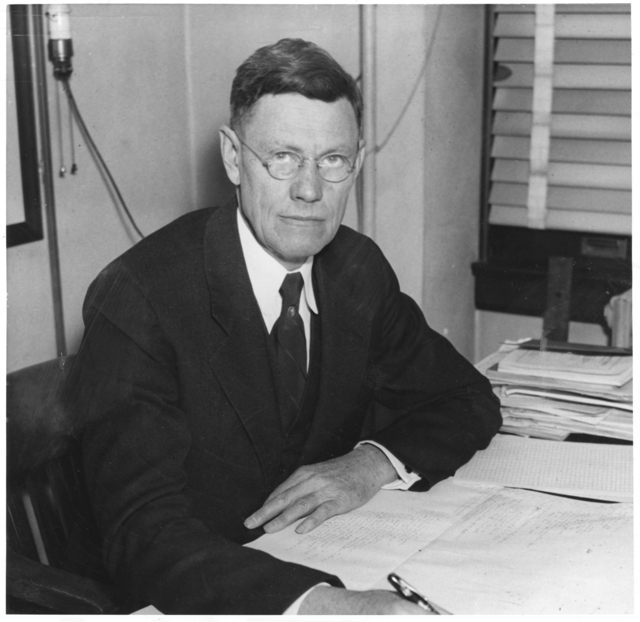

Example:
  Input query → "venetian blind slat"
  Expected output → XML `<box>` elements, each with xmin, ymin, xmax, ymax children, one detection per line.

<box><xmin>492</xmin><ymin>136</ymin><xmax>631</xmax><ymax>166</ymax></box>
<box><xmin>495</xmin><ymin>13</ymin><xmax>630</xmax><ymax>39</ymax></box>
<box><xmin>497</xmin><ymin>63</ymin><xmax>630</xmax><ymax>90</ymax></box>
<box><xmin>495</xmin><ymin>5</ymin><xmax>630</xmax><ymax>14</ymax></box>
<box><xmin>490</xmin><ymin>182</ymin><xmax>631</xmax><ymax>214</ymax></box>
<box><xmin>493</xmin><ymin>112</ymin><xmax>630</xmax><ymax>140</ymax></box>
<box><xmin>496</xmin><ymin>38</ymin><xmax>631</xmax><ymax>65</ymax></box>
<box><xmin>489</xmin><ymin>205</ymin><xmax>630</xmax><ymax>235</ymax></box>
<box><xmin>493</xmin><ymin>88</ymin><xmax>631</xmax><ymax>116</ymax></box>
<box><xmin>492</xmin><ymin>159</ymin><xmax>631</xmax><ymax>190</ymax></box>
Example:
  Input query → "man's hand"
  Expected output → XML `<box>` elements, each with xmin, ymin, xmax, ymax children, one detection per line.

<box><xmin>244</xmin><ymin>444</ymin><xmax>397</xmax><ymax>534</ymax></box>
<box><xmin>298</xmin><ymin>585</ymin><xmax>433</xmax><ymax>615</ymax></box>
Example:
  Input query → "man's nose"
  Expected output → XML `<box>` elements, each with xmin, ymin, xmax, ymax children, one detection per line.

<box><xmin>290</xmin><ymin>160</ymin><xmax>323</xmax><ymax>203</ymax></box>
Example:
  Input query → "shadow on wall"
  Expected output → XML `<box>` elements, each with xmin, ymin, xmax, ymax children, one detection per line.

<box><xmin>200</xmin><ymin>134</ymin><xmax>236</xmax><ymax>209</ymax></box>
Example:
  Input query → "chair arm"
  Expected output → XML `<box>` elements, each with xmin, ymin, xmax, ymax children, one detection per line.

<box><xmin>7</xmin><ymin>548</ymin><xmax>140</xmax><ymax>614</ymax></box>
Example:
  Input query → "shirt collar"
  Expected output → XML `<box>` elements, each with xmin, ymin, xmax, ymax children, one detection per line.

<box><xmin>236</xmin><ymin>208</ymin><xmax>318</xmax><ymax>314</ymax></box>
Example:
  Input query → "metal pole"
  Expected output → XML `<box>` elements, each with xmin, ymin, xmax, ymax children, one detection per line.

<box><xmin>32</xmin><ymin>5</ymin><xmax>67</xmax><ymax>357</ymax></box>
<box><xmin>359</xmin><ymin>4</ymin><xmax>377</xmax><ymax>240</ymax></box>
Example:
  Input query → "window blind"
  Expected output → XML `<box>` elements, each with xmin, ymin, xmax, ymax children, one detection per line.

<box><xmin>488</xmin><ymin>4</ymin><xmax>631</xmax><ymax>235</ymax></box>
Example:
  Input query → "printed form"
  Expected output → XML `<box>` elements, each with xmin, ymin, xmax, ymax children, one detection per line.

<box><xmin>454</xmin><ymin>434</ymin><xmax>633</xmax><ymax>502</ymax></box>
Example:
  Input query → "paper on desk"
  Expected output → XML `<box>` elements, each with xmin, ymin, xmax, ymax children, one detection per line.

<box><xmin>487</xmin><ymin>366</ymin><xmax>634</xmax><ymax>401</ymax></box>
<box><xmin>497</xmin><ymin>393</ymin><xmax>612</xmax><ymax>423</ymax></box>
<box><xmin>245</xmin><ymin>480</ymin><xmax>498</xmax><ymax>590</ymax></box>
<box><xmin>502</xmin><ymin>407</ymin><xmax>605</xmax><ymax>427</ymax></box>
<box><xmin>454</xmin><ymin>434</ymin><xmax>633</xmax><ymax>502</ymax></box>
<box><xmin>497</xmin><ymin>348</ymin><xmax>633</xmax><ymax>385</ymax></box>
<box><xmin>500</xmin><ymin>420</ymin><xmax>570</xmax><ymax>441</ymax></box>
<box><xmin>501</xmin><ymin>410</ymin><xmax>632</xmax><ymax>442</ymax></box>
<box><xmin>499</xmin><ymin>384</ymin><xmax>634</xmax><ymax>412</ymax></box>
<box><xmin>377</xmin><ymin>487</ymin><xmax>633</xmax><ymax>614</ymax></box>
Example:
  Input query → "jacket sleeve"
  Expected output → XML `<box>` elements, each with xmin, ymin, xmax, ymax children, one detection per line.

<box><xmin>361</xmin><ymin>252</ymin><xmax>502</xmax><ymax>491</ymax></box>
<box><xmin>68</xmin><ymin>261</ymin><xmax>342</xmax><ymax>614</ymax></box>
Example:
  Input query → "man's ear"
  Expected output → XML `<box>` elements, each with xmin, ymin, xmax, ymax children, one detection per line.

<box><xmin>219</xmin><ymin>125</ymin><xmax>241</xmax><ymax>186</ymax></box>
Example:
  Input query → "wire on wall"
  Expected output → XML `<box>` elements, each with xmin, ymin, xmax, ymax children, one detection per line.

<box><xmin>47</xmin><ymin>4</ymin><xmax>145</xmax><ymax>240</ymax></box>
<box><xmin>372</xmin><ymin>6</ymin><xmax>442</xmax><ymax>156</ymax></box>
<box><xmin>356</xmin><ymin>6</ymin><xmax>443</xmax><ymax>238</ymax></box>
<box><xmin>62</xmin><ymin>81</ymin><xmax>145</xmax><ymax>239</ymax></box>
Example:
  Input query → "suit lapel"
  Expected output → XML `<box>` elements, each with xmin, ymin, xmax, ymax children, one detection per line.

<box><xmin>203</xmin><ymin>205</ymin><xmax>284</xmax><ymax>482</ymax></box>
<box><xmin>301</xmin><ymin>230</ymin><xmax>372</xmax><ymax>459</ymax></box>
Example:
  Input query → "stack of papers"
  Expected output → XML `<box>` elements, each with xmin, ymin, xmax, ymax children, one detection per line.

<box><xmin>477</xmin><ymin>342</ymin><xmax>633</xmax><ymax>441</ymax></box>
<box><xmin>497</xmin><ymin>348</ymin><xmax>633</xmax><ymax>386</ymax></box>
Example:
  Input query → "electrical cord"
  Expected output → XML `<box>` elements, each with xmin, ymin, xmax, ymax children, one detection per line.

<box><xmin>54</xmin><ymin>81</ymin><xmax>66</xmax><ymax>176</ymax></box>
<box><xmin>356</xmin><ymin>6</ymin><xmax>443</xmax><ymax>224</ymax></box>
<box><xmin>61</xmin><ymin>80</ymin><xmax>145</xmax><ymax>239</ymax></box>
<box><xmin>372</xmin><ymin>6</ymin><xmax>442</xmax><ymax>156</ymax></box>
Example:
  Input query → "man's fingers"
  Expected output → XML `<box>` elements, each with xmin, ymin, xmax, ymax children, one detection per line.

<box><xmin>263</xmin><ymin>474</ymin><xmax>304</xmax><ymax>505</ymax></box>
<box><xmin>261</xmin><ymin>495</ymin><xmax>319</xmax><ymax>533</ymax></box>
<box><xmin>244</xmin><ymin>491</ymin><xmax>292</xmax><ymax>528</ymax></box>
<box><xmin>247</xmin><ymin>486</ymin><xmax>344</xmax><ymax>533</ymax></box>
<box><xmin>263</xmin><ymin>464</ymin><xmax>319</xmax><ymax>504</ymax></box>
<box><xmin>247</xmin><ymin>469</ymin><xmax>330</xmax><ymax>528</ymax></box>
<box><xmin>245</xmin><ymin>486</ymin><xmax>312</xmax><ymax>529</ymax></box>
<box><xmin>295</xmin><ymin>499</ymin><xmax>342</xmax><ymax>534</ymax></box>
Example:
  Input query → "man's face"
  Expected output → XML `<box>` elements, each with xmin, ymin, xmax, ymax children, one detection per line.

<box><xmin>221</xmin><ymin>93</ymin><xmax>364</xmax><ymax>269</ymax></box>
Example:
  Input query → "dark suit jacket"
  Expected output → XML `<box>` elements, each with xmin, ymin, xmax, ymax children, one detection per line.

<box><xmin>69</xmin><ymin>203</ymin><xmax>501</xmax><ymax>614</ymax></box>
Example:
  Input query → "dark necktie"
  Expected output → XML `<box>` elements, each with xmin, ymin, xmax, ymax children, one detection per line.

<box><xmin>271</xmin><ymin>272</ymin><xmax>307</xmax><ymax>429</ymax></box>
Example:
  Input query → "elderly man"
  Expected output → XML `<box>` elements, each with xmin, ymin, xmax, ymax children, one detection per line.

<box><xmin>70</xmin><ymin>38</ymin><xmax>501</xmax><ymax>614</ymax></box>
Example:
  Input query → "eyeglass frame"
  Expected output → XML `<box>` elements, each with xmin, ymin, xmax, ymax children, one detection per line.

<box><xmin>233</xmin><ymin>131</ymin><xmax>359</xmax><ymax>183</ymax></box>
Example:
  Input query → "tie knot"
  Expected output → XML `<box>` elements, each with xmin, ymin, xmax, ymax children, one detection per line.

<box><xmin>280</xmin><ymin>272</ymin><xmax>304</xmax><ymax>309</ymax></box>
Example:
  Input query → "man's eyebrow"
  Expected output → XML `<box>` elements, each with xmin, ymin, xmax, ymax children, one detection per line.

<box><xmin>266</xmin><ymin>141</ymin><xmax>356</xmax><ymax>156</ymax></box>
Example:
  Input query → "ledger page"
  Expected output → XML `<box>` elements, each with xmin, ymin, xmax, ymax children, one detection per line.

<box><xmin>376</xmin><ymin>486</ymin><xmax>633</xmax><ymax>614</ymax></box>
<box><xmin>454</xmin><ymin>434</ymin><xmax>633</xmax><ymax>502</ymax></box>
<box><xmin>245</xmin><ymin>480</ymin><xmax>498</xmax><ymax>590</ymax></box>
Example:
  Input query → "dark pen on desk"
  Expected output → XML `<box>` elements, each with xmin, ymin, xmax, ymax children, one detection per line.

<box><xmin>388</xmin><ymin>572</ymin><xmax>452</xmax><ymax>615</ymax></box>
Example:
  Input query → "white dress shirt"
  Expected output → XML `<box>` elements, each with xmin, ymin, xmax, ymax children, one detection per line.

<box><xmin>237</xmin><ymin>208</ymin><xmax>316</xmax><ymax>365</ymax></box>
<box><xmin>236</xmin><ymin>208</ymin><xmax>420</xmax><ymax>613</ymax></box>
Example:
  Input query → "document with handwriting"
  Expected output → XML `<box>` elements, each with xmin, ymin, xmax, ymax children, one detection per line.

<box><xmin>246</xmin><ymin>481</ymin><xmax>633</xmax><ymax>614</ymax></box>
<box><xmin>381</xmin><ymin>487</ymin><xmax>633</xmax><ymax>614</ymax></box>
<box><xmin>246</xmin><ymin>481</ymin><xmax>497</xmax><ymax>590</ymax></box>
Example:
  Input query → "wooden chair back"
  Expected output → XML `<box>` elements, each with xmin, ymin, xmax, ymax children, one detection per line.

<box><xmin>6</xmin><ymin>356</ymin><xmax>137</xmax><ymax>613</ymax></box>
<box><xmin>7</xmin><ymin>356</ymin><xmax>85</xmax><ymax>565</ymax></box>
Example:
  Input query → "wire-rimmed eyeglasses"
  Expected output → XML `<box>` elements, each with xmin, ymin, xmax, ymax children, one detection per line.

<box><xmin>236</xmin><ymin>134</ymin><xmax>357</xmax><ymax>183</ymax></box>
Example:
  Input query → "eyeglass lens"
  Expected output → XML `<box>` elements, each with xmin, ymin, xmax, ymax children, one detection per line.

<box><xmin>268</xmin><ymin>153</ymin><xmax>352</xmax><ymax>182</ymax></box>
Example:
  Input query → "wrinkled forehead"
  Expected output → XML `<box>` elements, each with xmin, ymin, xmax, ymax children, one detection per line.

<box><xmin>236</xmin><ymin>93</ymin><xmax>360</xmax><ymax>142</ymax></box>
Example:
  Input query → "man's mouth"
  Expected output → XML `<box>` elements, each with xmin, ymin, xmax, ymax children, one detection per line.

<box><xmin>281</xmin><ymin>215</ymin><xmax>324</xmax><ymax>222</ymax></box>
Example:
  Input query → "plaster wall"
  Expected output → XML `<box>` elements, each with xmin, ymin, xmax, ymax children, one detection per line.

<box><xmin>374</xmin><ymin>5</ymin><xmax>485</xmax><ymax>360</ymax></box>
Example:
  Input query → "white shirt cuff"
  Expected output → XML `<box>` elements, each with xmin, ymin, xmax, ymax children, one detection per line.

<box><xmin>356</xmin><ymin>440</ymin><xmax>421</xmax><ymax>490</ymax></box>
<box><xmin>283</xmin><ymin>583</ymin><xmax>331</xmax><ymax>615</ymax></box>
